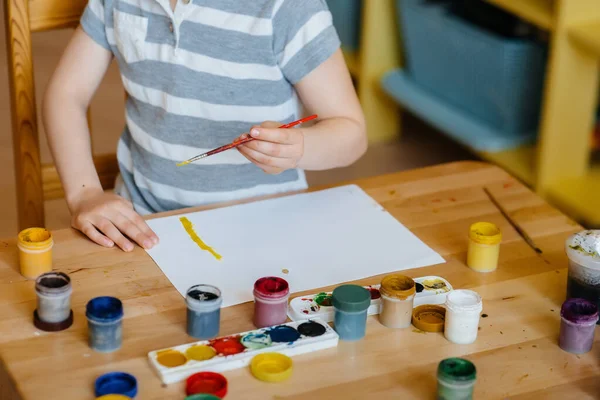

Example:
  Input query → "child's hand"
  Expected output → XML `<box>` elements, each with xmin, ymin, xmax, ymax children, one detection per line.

<box><xmin>70</xmin><ymin>189</ymin><xmax>159</xmax><ymax>252</ymax></box>
<box><xmin>236</xmin><ymin>121</ymin><xmax>304</xmax><ymax>174</ymax></box>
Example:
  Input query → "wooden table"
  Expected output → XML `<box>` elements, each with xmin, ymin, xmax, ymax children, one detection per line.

<box><xmin>0</xmin><ymin>161</ymin><xmax>597</xmax><ymax>399</ymax></box>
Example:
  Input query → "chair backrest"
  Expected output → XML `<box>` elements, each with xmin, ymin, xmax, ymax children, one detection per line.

<box><xmin>5</xmin><ymin>0</ymin><xmax>119</xmax><ymax>231</ymax></box>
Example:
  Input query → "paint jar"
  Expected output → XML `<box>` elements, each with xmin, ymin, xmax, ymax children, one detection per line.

<box><xmin>565</xmin><ymin>230</ymin><xmax>600</xmax><ymax>324</ymax></box>
<box><xmin>444</xmin><ymin>290</ymin><xmax>483</xmax><ymax>345</ymax></box>
<box><xmin>379</xmin><ymin>274</ymin><xmax>416</xmax><ymax>328</ymax></box>
<box><xmin>437</xmin><ymin>358</ymin><xmax>477</xmax><ymax>400</ymax></box>
<box><xmin>34</xmin><ymin>272</ymin><xmax>73</xmax><ymax>331</ymax></box>
<box><xmin>86</xmin><ymin>297</ymin><xmax>124</xmax><ymax>353</ymax></box>
<box><xmin>466</xmin><ymin>222</ymin><xmax>502</xmax><ymax>273</ymax></box>
<box><xmin>253</xmin><ymin>277</ymin><xmax>290</xmax><ymax>328</ymax></box>
<box><xmin>17</xmin><ymin>227</ymin><xmax>53</xmax><ymax>280</ymax></box>
<box><xmin>559</xmin><ymin>298</ymin><xmax>599</xmax><ymax>354</ymax></box>
<box><xmin>186</xmin><ymin>284</ymin><xmax>222</xmax><ymax>339</ymax></box>
<box><xmin>332</xmin><ymin>284</ymin><xmax>371</xmax><ymax>341</ymax></box>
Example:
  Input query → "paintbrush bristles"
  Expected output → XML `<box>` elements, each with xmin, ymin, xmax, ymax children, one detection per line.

<box><xmin>176</xmin><ymin>153</ymin><xmax>208</xmax><ymax>167</ymax></box>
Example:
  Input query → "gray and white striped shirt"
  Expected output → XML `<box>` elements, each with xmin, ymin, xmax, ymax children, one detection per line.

<box><xmin>80</xmin><ymin>0</ymin><xmax>340</xmax><ymax>214</ymax></box>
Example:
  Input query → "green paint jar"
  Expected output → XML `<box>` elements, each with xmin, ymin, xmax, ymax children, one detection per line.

<box><xmin>437</xmin><ymin>358</ymin><xmax>476</xmax><ymax>400</ymax></box>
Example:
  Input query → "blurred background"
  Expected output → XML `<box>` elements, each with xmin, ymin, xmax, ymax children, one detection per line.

<box><xmin>2</xmin><ymin>0</ymin><xmax>599</xmax><ymax>237</ymax></box>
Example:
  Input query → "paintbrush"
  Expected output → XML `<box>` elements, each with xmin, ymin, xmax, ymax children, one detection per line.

<box><xmin>176</xmin><ymin>114</ymin><xmax>318</xmax><ymax>167</ymax></box>
<box><xmin>483</xmin><ymin>187</ymin><xmax>543</xmax><ymax>254</ymax></box>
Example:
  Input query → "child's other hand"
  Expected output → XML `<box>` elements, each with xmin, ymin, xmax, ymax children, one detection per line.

<box><xmin>70</xmin><ymin>189</ymin><xmax>159</xmax><ymax>252</ymax></box>
<box><xmin>236</xmin><ymin>121</ymin><xmax>304</xmax><ymax>174</ymax></box>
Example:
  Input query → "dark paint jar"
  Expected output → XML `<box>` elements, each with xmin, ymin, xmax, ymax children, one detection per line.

<box><xmin>86</xmin><ymin>296</ymin><xmax>123</xmax><ymax>353</ymax></box>
<box><xmin>186</xmin><ymin>284</ymin><xmax>222</xmax><ymax>340</ymax></box>
<box><xmin>565</xmin><ymin>231</ymin><xmax>600</xmax><ymax>324</ymax></box>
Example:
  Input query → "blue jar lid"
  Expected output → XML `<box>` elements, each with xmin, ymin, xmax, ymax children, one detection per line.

<box><xmin>95</xmin><ymin>372</ymin><xmax>137</xmax><ymax>398</ymax></box>
<box><xmin>86</xmin><ymin>297</ymin><xmax>124</xmax><ymax>322</ymax></box>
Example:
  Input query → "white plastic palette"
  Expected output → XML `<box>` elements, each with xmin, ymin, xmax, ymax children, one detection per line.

<box><xmin>148</xmin><ymin>318</ymin><xmax>338</xmax><ymax>384</ymax></box>
<box><xmin>287</xmin><ymin>275</ymin><xmax>453</xmax><ymax>322</ymax></box>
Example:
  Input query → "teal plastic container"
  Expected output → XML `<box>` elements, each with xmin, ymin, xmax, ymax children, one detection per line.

<box><xmin>398</xmin><ymin>0</ymin><xmax>546</xmax><ymax>136</ymax></box>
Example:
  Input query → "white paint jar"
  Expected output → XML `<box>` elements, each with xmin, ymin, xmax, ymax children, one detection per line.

<box><xmin>444</xmin><ymin>290</ymin><xmax>483</xmax><ymax>345</ymax></box>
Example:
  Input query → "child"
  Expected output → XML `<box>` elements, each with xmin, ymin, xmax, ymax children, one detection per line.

<box><xmin>42</xmin><ymin>0</ymin><xmax>367</xmax><ymax>252</ymax></box>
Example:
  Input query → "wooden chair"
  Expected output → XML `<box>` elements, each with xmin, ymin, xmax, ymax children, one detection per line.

<box><xmin>4</xmin><ymin>0</ymin><xmax>119</xmax><ymax>231</ymax></box>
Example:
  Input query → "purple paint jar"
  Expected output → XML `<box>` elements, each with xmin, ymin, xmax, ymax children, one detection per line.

<box><xmin>253</xmin><ymin>277</ymin><xmax>290</xmax><ymax>328</ymax></box>
<box><xmin>559</xmin><ymin>298</ymin><xmax>599</xmax><ymax>354</ymax></box>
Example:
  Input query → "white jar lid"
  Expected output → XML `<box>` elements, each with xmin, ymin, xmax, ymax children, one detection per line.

<box><xmin>445</xmin><ymin>289</ymin><xmax>482</xmax><ymax>312</ymax></box>
<box><xmin>566</xmin><ymin>230</ymin><xmax>600</xmax><ymax>270</ymax></box>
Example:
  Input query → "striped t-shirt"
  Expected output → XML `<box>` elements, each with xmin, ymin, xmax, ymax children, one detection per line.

<box><xmin>80</xmin><ymin>0</ymin><xmax>340</xmax><ymax>215</ymax></box>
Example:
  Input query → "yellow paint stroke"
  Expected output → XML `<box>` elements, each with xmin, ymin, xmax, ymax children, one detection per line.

<box><xmin>179</xmin><ymin>217</ymin><xmax>222</xmax><ymax>260</ymax></box>
<box><xmin>176</xmin><ymin>160</ymin><xmax>191</xmax><ymax>167</ymax></box>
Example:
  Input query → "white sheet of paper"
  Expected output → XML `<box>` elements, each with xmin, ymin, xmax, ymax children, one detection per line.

<box><xmin>145</xmin><ymin>185</ymin><xmax>445</xmax><ymax>308</ymax></box>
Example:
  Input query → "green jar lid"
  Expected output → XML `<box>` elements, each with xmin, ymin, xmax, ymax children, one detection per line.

<box><xmin>185</xmin><ymin>394</ymin><xmax>221</xmax><ymax>400</ymax></box>
<box><xmin>332</xmin><ymin>285</ymin><xmax>371</xmax><ymax>312</ymax></box>
<box><xmin>438</xmin><ymin>358</ymin><xmax>476</xmax><ymax>382</ymax></box>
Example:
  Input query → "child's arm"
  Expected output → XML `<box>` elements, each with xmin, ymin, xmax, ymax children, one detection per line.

<box><xmin>42</xmin><ymin>27</ymin><xmax>158</xmax><ymax>252</ymax></box>
<box><xmin>237</xmin><ymin>48</ymin><xmax>366</xmax><ymax>174</ymax></box>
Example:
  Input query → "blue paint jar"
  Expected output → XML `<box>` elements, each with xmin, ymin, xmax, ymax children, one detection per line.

<box><xmin>86</xmin><ymin>297</ymin><xmax>124</xmax><ymax>353</ymax></box>
<box><xmin>332</xmin><ymin>285</ymin><xmax>371</xmax><ymax>341</ymax></box>
<box><xmin>186</xmin><ymin>284</ymin><xmax>222</xmax><ymax>339</ymax></box>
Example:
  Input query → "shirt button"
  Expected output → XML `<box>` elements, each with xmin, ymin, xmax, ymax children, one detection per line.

<box><xmin>169</xmin><ymin>23</ymin><xmax>174</xmax><ymax>32</ymax></box>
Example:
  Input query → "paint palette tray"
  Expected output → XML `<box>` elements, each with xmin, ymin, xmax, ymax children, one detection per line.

<box><xmin>148</xmin><ymin>318</ymin><xmax>338</xmax><ymax>384</ymax></box>
<box><xmin>288</xmin><ymin>275</ymin><xmax>452</xmax><ymax>322</ymax></box>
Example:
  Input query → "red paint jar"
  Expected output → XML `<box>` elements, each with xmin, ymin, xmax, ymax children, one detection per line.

<box><xmin>253</xmin><ymin>277</ymin><xmax>290</xmax><ymax>328</ymax></box>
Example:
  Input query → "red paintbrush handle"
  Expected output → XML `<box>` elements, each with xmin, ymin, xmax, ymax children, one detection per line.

<box><xmin>212</xmin><ymin>115</ymin><xmax>318</xmax><ymax>155</ymax></box>
<box><xmin>183</xmin><ymin>115</ymin><xmax>319</xmax><ymax>163</ymax></box>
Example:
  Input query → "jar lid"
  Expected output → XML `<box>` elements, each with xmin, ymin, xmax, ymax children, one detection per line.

<box><xmin>412</xmin><ymin>305</ymin><xmax>445</xmax><ymax>332</ymax></box>
<box><xmin>561</xmin><ymin>298</ymin><xmax>599</xmax><ymax>324</ymax></box>
<box><xmin>96</xmin><ymin>395</ymin><xmax>131</xmax><ymax>400</ymax></box>
<box><xmin>86</xmin><ymin>297</ymin><xmax>124</xmax><ymax>322</ymax></box>
<box><xmin>250</xmin><ymin>352</ymin><xmax>293</xmax><ymax>383</ymax></box>
<box><xmin>445</xmin><ymin>290</ymin><xmax>482</xmax><ymax>313</ymax></box>
<box><xmin>332</xmin><ymin>285</ymin><xmax>371</xmax><ymax>312</ymax></box>
<box><xmin>565</xmin><ymin>230</ymin><xmax>600</xmax><ymax>269</ymax></box>
<box><xmin>186</xmin><ymin>372</ymin><xmax>228</xmax><ymax>397</ymax></box>
<box><xmin>438</xmin><ymin>358</ymin><xmax>476</xmax><ymax>382</ymax></box>
<box><xmin>33</xmin><ymin>309</ymin><xmax>73</xmax><ymax>332</ymax></box>
<box><xmin>253</xmin><ymin>277</ymin><xmax>289</xmax><ymax>299</ymax></box>
<box><xmin>380</xmin><ymin>274</ymin><xmax>416</xmax><ymax>299</ymax></box>
<box><xmin>17</xmin><ymin>227</ymin><xmax>53</xmax><ymax>248</ymax></box>
<box><xmin>185</xmin><ymin>395</ymin><xmax>221</xmax><ymax>400</ymax></box>
<box><xmin>469</xmin><ymin>222</ymin><xmax>502</xmax><ymax>245</ymax></box>
<box><xmin>94</xmin><ymin>372</ymin><xmax>137</xmax><ymax>398</ymax></box>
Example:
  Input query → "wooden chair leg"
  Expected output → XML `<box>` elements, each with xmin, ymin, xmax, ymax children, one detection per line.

<box><xmin>5</xmin><ymin>0</ymin><xmax>45</xmax><ymax>230</ymax></box>
<box><xmin>358</xmin><ymin>0</ymin><xmax>402</xmax><ymax>143</ymax></box>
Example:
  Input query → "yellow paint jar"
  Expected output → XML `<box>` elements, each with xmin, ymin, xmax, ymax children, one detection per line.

<box><xmin>17</xmin><ymin>228</ymin><xmax>53</xmax><ymax>280</ymax></box>
<box><xmin>467</xmin><ymin>222</ymin><xmax>501</xmax><ymax>273</ymax></box>
<box><xmin>379</xmin><ymin>274</ymin><xmax>416</xmax><ymax>329</ymax></box>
